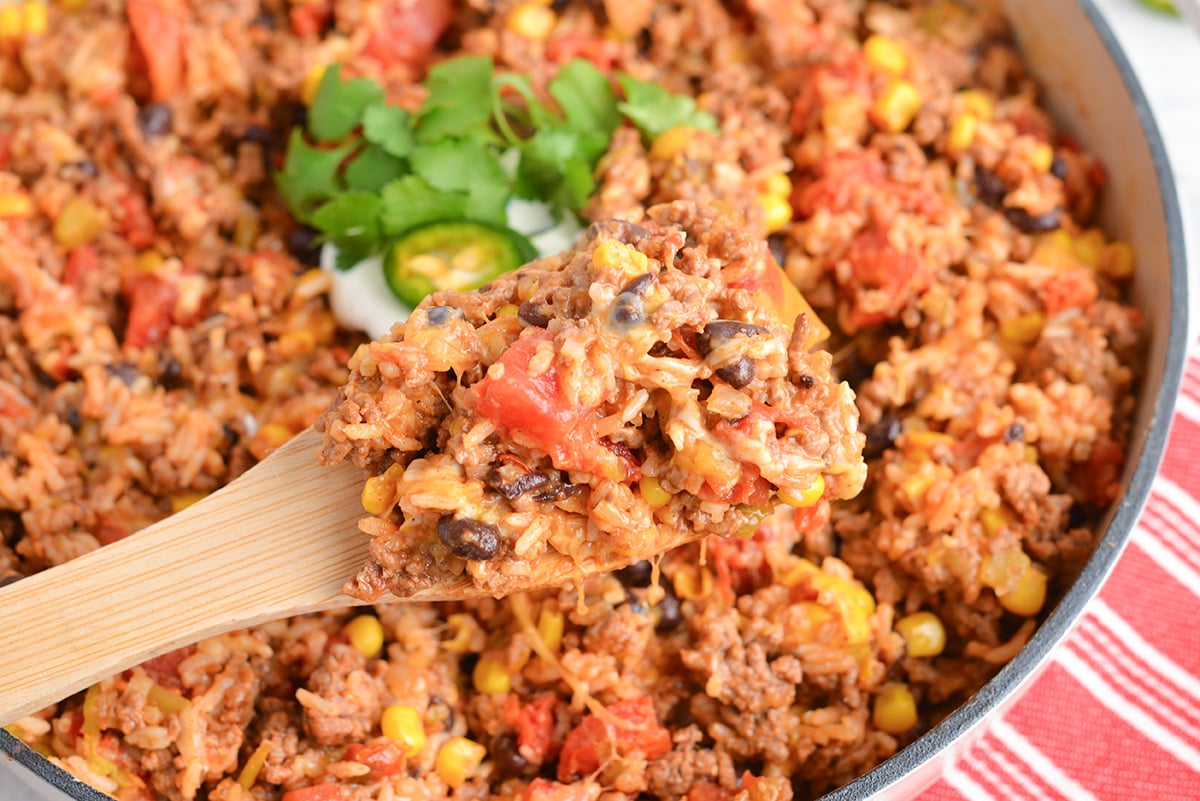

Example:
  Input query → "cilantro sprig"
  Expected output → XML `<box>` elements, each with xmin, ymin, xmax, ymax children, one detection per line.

<box><xmin>276</xmin><ymin>57</ymin><xmax>716</xmax><ymax>271</ymax></box>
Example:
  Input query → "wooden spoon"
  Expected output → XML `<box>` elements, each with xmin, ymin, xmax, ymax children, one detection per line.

<box><xmin>0</xmin><ymin>427</ymin><xmax>698</xmax><ymax>726</ymax></box>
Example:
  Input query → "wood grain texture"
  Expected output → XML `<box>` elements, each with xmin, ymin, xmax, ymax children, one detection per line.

<box><xmin>0</xmin><ymin>428</ymin><xmax>703</xmax><ymax>726</ymax></box>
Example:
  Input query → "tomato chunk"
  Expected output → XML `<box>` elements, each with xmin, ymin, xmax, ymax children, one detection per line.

<box><xmin>281</xmin><ymin>786</ymin><xmax>346</xmax><ymax>801</ymax></box>
<box><xmin>505</xmin><ymin>694</ymin><xmax>557</xmax><ymax>761</ymax></box>
<box><xmin>557</xmin><ymin>698</ymin><xmax>671</xmax><ymax>781</ymax></box>
<box><xmin>123</xmin><ymin>272</ymin><xmax>177</xmax><ymax>349</ymax></box>
<box><xmin>362</xmin><ymin>0</ymin><xmax>453</xmax><ymax>70</ymax></box>
<box><xmin>126</xmin><ymin>0</ymin><xmax>188</xmax><ymax>102</ymax></box>
<box><xmin>343</xmin><ymin>740</ymin><xmax>406</xmax><ymax>777</ymax></box>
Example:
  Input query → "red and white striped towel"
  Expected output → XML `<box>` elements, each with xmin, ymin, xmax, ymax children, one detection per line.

<box><xmin>917</xmin><ymin>339</ymin><xmax>1200</xmax><ymax>800</ymax></box>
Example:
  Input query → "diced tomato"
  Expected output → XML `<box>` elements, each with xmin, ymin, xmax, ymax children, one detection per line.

<box><xmin>841</xmin><ymin>227</ymin><xmax>926</xmax><ymax>327</ymax></box>
<box><xmin>686</xmin><ymin>783</ymin><xmax>729</xmax><ymax>801</ymax></box>
<box><xmin>709</xmin><ymin>535</ymin><xmax>771</xmax><ymax>599</ymax></box>
<box><xmin>794</xmin><ymin>153</ymin><xmax>885</xmax><ymax>218</ymax></box>
<box><xmin>1074</xmin><ymin>437</ymin><xmax>1125</xmax><ymax>507</ymax></box>
<box><xmin>281</xmin><ymin>786</ymin><xmax>347</xmax><ymax>801</ymax></box>
<box><xmin>787</xmin><ymin>56</ymin><xmax>871</xmax><ymax>136</ymax></box>
<box><xmin>792</xmin><ymin>502</ymin><xmax>831</xmax><ymax>534</ymax></box>
<box><xmin>524</xmin><ymin>778</ymin><xmax>597</xmax><ymax>801</ymax></box>
<box><xmin>119</xmin><ymin>192</ymin><xmax>157</xmax><ymax>250</ymax></box>
<box><xmin>123</xmin><ymin>272</ymin><xmax>177</xmax><ymax>349</ymax></box>
<box><xmin>126</xmin><ymin>0</ymin><xmax>188</xmax><ymax>102</ymax></box>
<box><xmin>138</xmin><ymin>645</ymin><xmax>194</xmax><ymax>690</ymax></box>
<box><xmin>0</xmin><ymin>380</ymin><xmax>33</xmax><ymax>419</ymax></box>
<box><xmin>557</xmin><ymin>698</ymin><xmax>671</xmax><ymax>782</ymax></box>
<box><xmin>362</xmin><ymin>0</ymin><xmax>453</xmax><ymax>70</ymax></box>
<box><xmin>289</xmin><ymin>0</ymin><xmax>332</xmax><ymax>37</ymax></box>
<box><xmin>698</xmin><ymin>465</ymin><xmax>772</xmax><ymax>507</ymax></box>
<box><xmin>1042</xmin><ymin>268</ymin><xmax>1098</xmax><ymax>316</ymax></box>
<box><xmin>343</xmin><ymin>740</ymin><xmax>406</xmax><ymax>777</ymax></box>
<box><xmin>505</xmin><ymin>694</ymin><xmax>557</xmax><ymax>761</ymax></box>
<box><xmin>0</xmin><ymin>133</ymin><xmax>12</xmax><ymax>171</ymax></box>
<box><xmin>63</xmin><ymin>245</ymin><xmax>100</xmax><ymax>291</ymax></box>
<box><xmin>546</xmin><ymin>34</ymin><xmax>619</xmax><ymax>72</ymax></box>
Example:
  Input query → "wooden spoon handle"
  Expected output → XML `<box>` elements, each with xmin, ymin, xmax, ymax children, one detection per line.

<box><xmin>0</xmin><ymin>428</ymin><xmax>367</xmax><ymax>725</ymax></box>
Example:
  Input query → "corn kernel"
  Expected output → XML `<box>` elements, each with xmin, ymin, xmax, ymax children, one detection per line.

<box><xmin>956</xmin><ymin>89</ymin><xmax>995</xmax><ymax>121</ymax></box>
<box><xmin>0</xmin><ymin>193</ymin><xmax>34</xmax><ymax>218</ymax></box>
<box><xmin>649</xmin><ymin>125</ymin><xmax>695</xmax><ymax>161</ymax></box>
<box><xmin>435</xmin><ymin>737</ymin><xmax>487</xmax><ymax>789</ymax></box>
<box><xmin>758</xmin><ymin>192</ymin><xmax>793</xmax><ymax>234</ymax></box>
<box><xmin>1102</xmin><ymin>241</ymin><xmax>1135</xmax><ymax>279</ymax></box>
<box><xmin>537</xmin><ymin>606</ymin><xmax>564</xmax><ymax>653</ymax></box>
<box><xmin>946</xmin><ymin>113</ymin><xmax>978</xmax><ymax>153</ymax></box>
<box><xmin>472</xmin><ymin>653</ymin><xmax>511</xmax><ymax>694</ymax></box>
<box><xmin>1024</xmin><ymin>444</ymin><xmax>1039</xmax><ymax>463</ymax></box>
<box><xmin>136</xmin><ymin>251</ymin><xmax>164</xmax><ymax>273</ymax></box>
<box><xmin>506</xmin><ymin>2</ymin><xmax>556</xmax><ymax>41</ymax></box>
<box><xmin>873</xmin><ymin>683</ymin><xmax>918</xmax><ymax>734</ymax></box>
<box><xmin>592</xmin><ymin>238</ymin><xmax>649</xmax><ymax>275</ymax></box>
<box><xmin>58</xmin><ymin>0</ymin><xmax>87</xmax><ymax>9</ymax></box>
<box><xmin>979</xmin><ymin>506</ymin><xmax>1006</xmax><ymax>537</ymax></box>
<box><xmin>998</xmin><ymin>564</ymin><xmax>1047</xmax><ymax>616</ymax></box>
<box><xmin>441</xmin><ymin>613</ymin><xmax>484</xmax><ymax>654</ymax></box>
<box><xmin>899</xmin><ymin>471</ymin><xmax>936</xmax><ymax>505</ymax></box>
<box><xmin>761</xmin><ymin>172</ymin><xmax>793</xmax><ymax>198</ymax></box>
<box><xmin>779</xmin><ymin>474</ymin><xmax>825</xmax><ymax>508</ymax></box>
<box><xmin>872</xmin><ymin>79</ymin><xmax>922</xmax><ymax>134</ymax></box>
<box><xmin>381</xmin><ymin>705</ymin><xmax>427</xmax><ymax>757</ymax></box>
<box><xmin>495</xmin><ymin>303</ymin><xmax>519</xmax><ymax>317</ymax></box>
<box><xmin>256</xmin><ymin>422</ymin><xmax>293</xmax><ymax>450</ymax></box>
<box><xmin>780</xmin><ymin>558</ymin><xmax>819</xmax><ymax>588</ymax></box>
<box><xmin>895</xmin><ymin>611</ymin><xmax>946</xmax><ymax>657</ymax></box>
<box><xmin>301</xmin><ymin>63</ymin><xmax>327</xmax><ymax>106</ymax></box>
<box><xmin>346</xmin><ymin>614</ymin><xmax>385</xmax><ymax>658</ymax></box>
<box><xmin>863</xmin><ymin>34</ymin><xmax>909</xmax><ymax>75</ymax></box>
<box><xmin>22</xmin><ymin>1</ymin><xmax>46</xmax><ymax>36</ymax></box>
<box><xmin>170</xmin><ymin>491</ymin><xmax>207</xmax><ymax>514</ymax></box>
<box><xmin>638</xmin><ymin>475</ymin><xmax>671</xmax><ymax>507</ymax></box>
<box><xmin>53</xmin><ymin>197</ymin><xmax>107</xmax><ymax>248</ymax></box>
<box><xmin>0</xmin><ymin>4</ymin><xmax>22</xmax><ymax>38</ymax></box>
<box><xmin>361</xmin><ymin>476</ymin><xmax>394</xmax><ymax>516</ymax></box>
<box><xmin>1029</xmin><ymin>142</ymin><xmax>1055</xmax><ymax>173</ymax></box>
<box><xmin>672</xmin><ymin>565</ymin><xmax>713</xmax><ymax>601</ymax></box>
<box><xmin>999</xmin><ymin>311</ymin><xmax>1044</xmax><ymax>345</ymax></box>
<box><xmin>1072</xmin><ymin>228</ymin><xmax>1106</xmax><ymax>269</ymax></box>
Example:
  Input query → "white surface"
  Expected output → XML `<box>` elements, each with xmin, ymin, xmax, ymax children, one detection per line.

<box><xmin>2</xmin><ymin>2</ymin><xmax>1197</xmax><ymax>799</ymax></box>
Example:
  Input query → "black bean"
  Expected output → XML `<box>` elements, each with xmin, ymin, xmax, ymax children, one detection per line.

<box><xmin>518</xmin><ymin>300</ymin><xmax>551</xmax><ymax>328</ymax></box>
<box><xmin>628</xmin><ymin>598</ymin><xmax>648</xmax><ymax>616</ymax></box>
<box><xmin>655</xmin><ymin>591</ymin><xmax>683</xmax><ymax>632</ymax></box>
<box><xmin>714</xmin><ymin>356</ymin><xmax>755</xmax><ymax>389</ymax></box>
<box><xmin>65</xmin><ymin>407</ymin><xmax>82</xmax><ymax>431</ymax></box>
<box><xmin>1049</xmin><ymin>153</ymin><xmax>1067</xmax><ymax>180</ymax></box>
<box><xmin>1002</xmin><ymin>422</ymin><xmax>1025</xmax><ymax>443</ymax></box>
<box><xmin>798</xmin><ymin>374</ymin><xmax>815</xmax><ymax>389</ymax></box>
<box><xmin>608</xmin><ymin>294</ymin><xmax>645</xmax><ymax>327</ymax></box>
<box><xmin>490</xmin><ymin>734</ymin><xmax>529</xmax><ymax>779</ymax></box>
<box><xmin>587</xmin><ymin>219</ymin><xmax>650</xmax><ymax>244</ymax></box>
<box><xmin>697</xmin><ymin>320</ymin><xmax>767</xmax><ymax>356</ymax></box>
<box><xmin>619</xmin><ymin>273</ymin><xmax>655</xmax><ymax>297</ymax></box>
<box><xmin>1004</xmin><ymin>205</ymin><xmax>1062</xmax><ymax>234</ymax></box>
<box><xmin>425</xmin><ymin>306</ymin><xmax>464</xmax><ymax>327</ymax></box>
<box><xmin>499</xmin><ymin>472</ymin><xmax>551</xmax><ymax>500</ymax></box>
<box><xmin>59</xmin><ymin>160</ymin><xmax>98</xmax><ymax>182</ymax></box>
<box><xmin>617</xmin><ymin>560</ymin><xmax>654</xmax><ymax>588</ymax></box>
<box><xmin>863</xmin><ymin>412</ymin><xmax>902</xmax><ymax>460</ymax></box>
<box><xmin>437</xmin><ymin>516</ymin><xmax>500</xmax><ymax>561</ymax></box>
<box><xmin>137</xmin><ymin>103</ymin><xmax>174</xmax><ymax>138</ymax></box>
<box><xmin>286</xmin><ymin>225</ymin><xmax>322</xmax><ymax>266</ymax></box>
<box><xmin>1067</xmin><ymin>502</ymin><xmax>1089</xmax><ymax>529</ymax></box>
<box><xmin>160</xmin><ymin>357</ymin><xmax>184</xmax><ymax>389</ymax></box>
<box><xmin>973</xmin><ymin>167</ymin><xmax>1007</xmax><ymax>207</ymax></box>
<box><xmin>530</xmin><ymin>481</ymin><xmax>584</xmax><ymax>503</ymax></box>
<box><xmin>107</xmin><ymin>362</ymin><xmax>141</xmax><ymax>386</ymax></box>
<box><xmin>768</xmin><ymin>234</ymin><xmax>789</xmax><ymax>267</ymax></box>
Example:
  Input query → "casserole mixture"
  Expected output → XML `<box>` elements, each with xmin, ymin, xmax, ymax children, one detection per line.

<box><xmin>0</xmin><ymin>1</ymin><xmax>1142</xmax><ymax>800</ymax></box>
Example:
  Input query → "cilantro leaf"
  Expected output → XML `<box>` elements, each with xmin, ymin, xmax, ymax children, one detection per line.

<box><xmin>311</xmin><ymin>192</ymin><xmax>383</xmax><ymax>271</ymax></box>
<box><xmin>493</xmin><ymin>74</ymin><xmax>559</xmax><ymax>141</ymax></box>
<box><xmin>379</xmin><ymin>175</ymin><xmax>469</xmax><ymax>236</ymax></box>
<box><xmin>274</xmin><ymin>131</ymin><xmax>356</xmax><ymax>223</ymax></box>
<box><xmin>416</xmin><ymin>56</ymin><xmax>496</xmax><ymax>143</ymax></box>
<box><xmin>411</xmin><ymin>139</ymin><xmax>511</xmax><ymax>224</ymax></box>
<box><xmin>616</xmin><ymin>73</ymin><xmax>718</xmax><ymax>142</ymax></box>
<box><xmin>308</xmin><ymin>65</ymin><xmax>386</xmax><ymax>142</ymax></box>
<box><xmin>550</xmin><ymin>60</ymin><xmax>620</xmax><ymax>139</ymax></box>
<box><xmin>361</xmin><ymin>103</ymin><xmax>414</xmax><ymax>158</ymax></box>
<box><xmin>514</xmin><ymin>128</ymin><xmax>595</xmax><ymax>214</ymax></box>
<box><xmin>343</xmin><ymin>144</ymin><xmax>408</xmax><ymax>194</ymax></box>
